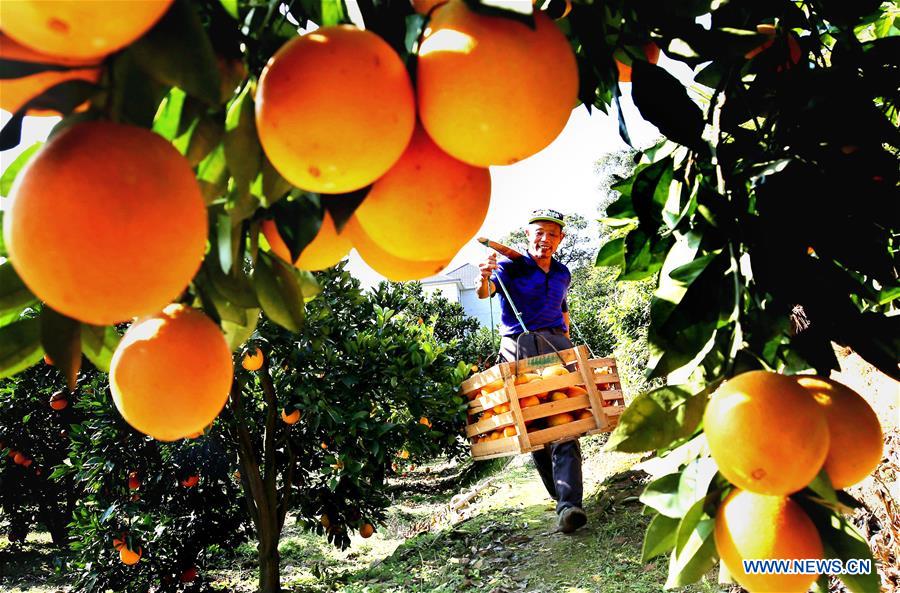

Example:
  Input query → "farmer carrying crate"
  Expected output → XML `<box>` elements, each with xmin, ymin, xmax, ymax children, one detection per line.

<box><xmin>475</xmin><ymin>208</ymin><xmax>587</xmax><ymax>534</ymax></box>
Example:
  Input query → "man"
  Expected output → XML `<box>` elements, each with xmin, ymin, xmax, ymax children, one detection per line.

<box><xmin>476</xmin><ymin>209</ymin><xmax>587</xmax><ymax>534</ymax></box>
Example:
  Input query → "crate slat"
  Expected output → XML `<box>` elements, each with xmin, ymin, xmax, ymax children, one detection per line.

<box><xmin>520</xmin><ymin>395</ymin><xmax>590</xmax><ymax>421</ymax></box>
<box><xmin>465</xmin><ymin>411</ymin><xmax>516</xmax><ymax>437</ymax></box>
<box><xmin>526</xmin><ymin>417</ymin><xmax>598</xmax><ymax>447</ymax></box>
<box><xmin>512</xmin><ymin>373</ymin><xmax>581</xmax><ymax>398</ymax></box>
<box><xmin>471</xmin><ymin>435</ymin><xmax>519</xmax><ymax>457</ymax></box>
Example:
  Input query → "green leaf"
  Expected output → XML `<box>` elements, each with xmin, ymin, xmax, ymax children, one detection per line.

<box><xmin>676</xmin><ymin>457</ymin><xmax>719</xmax><ymax>513</ymax></box>
<box><xmin>0</xmin><ymin>262</ymin><xmax>37</xmax><ymax>314</ymax></box>
<box><xmin>806</xmin><ymin>468</ymin><xmax>838</xmax><ymax>503</ymax></box>
<box><xmin>224</xmin><ymin>84</ymin><xmax>261</xmax><ymax>192</ymax></box>
<box><xmin>0</xmin><ymin>317</ymin><xmax>43</xmax><ymax>379</ymax></box>
<box><xmin>642</xmin><ymin>513</ymin><xmax>680</xmax><ymax>562</ymax></box>
<box><xmin>81</xmin><ymin>324</ymin><xmax>121</xmax><ymax>373</ymax></box>
<box><xmin>320</xmin><ymin>0</ymin><xmax>346</xmax><ymax>27</ymax></box>
<box><xmin>605</xmin><ymin>385</ymin><xmax>706</xmax><ymax>453</ymax></box>
<box><xmin>632</xmin><ymin>62</ymin><xmax>706</xmax><ymax>153</ymax></box>
<box><xmin>595</xmin><ymin>237</ymin><xmax>626</xmax><ymax>270</ymax></box>
<box><xmin>665</xmin><ymin>498</ymin><xmax>717</xmax><ymax>588</ymax></box>
<box><xmin>253</xmin><ymin>253</ymin><xmax>305</xmax><ymax>333</ymax></box>
<box><xmin>130</xmin><ymin>0</ymin><xmax>221</xmax><ymax>105</ymax></box>
<box><xmin>640</xmin><ymin>473</ymin><xmax>683</xmax><ymax>518</ymax></box>
<box><xmin>0</xmin><ymin>142</ymin><xmax>41</xmax><ymax>197</ymax></box>
<box><xmin>152</xmin><ymin>87</ymin><xmax>186</xmax><ymax>141</ymax></box>
<box><xmin>272</xmin><ymin>195</ymin><xmax>324</xmax><ymax>263</ymax></box>
<box><xmin>219</xmin><ymin>0</ymin><xmax>239</xmax><ymax>18</ymax></box>
<box><xmin>222</xmin><ymin>309</ymin><xmax>260</xmax><ymax>352</ymax></box>
<box><xmin>40</xmin><ymin>307</ymin><xmax>81</xmax><ymax>391</ymax></box>
<box><xmin>819</xmin><ymin>515</ymin><xmax>879</xmax><ymax>593</ymax></box>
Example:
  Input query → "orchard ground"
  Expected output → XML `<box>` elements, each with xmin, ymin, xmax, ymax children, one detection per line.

<box><xmin>2</xmin><ymin>348</ymin><xmax>897</xmax><ymax>593</ymax></box>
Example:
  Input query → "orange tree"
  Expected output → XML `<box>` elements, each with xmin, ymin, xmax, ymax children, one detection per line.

<box><xmin>0</xmin><ymin>1</ymin><xmax>896</xmax><ymax>592</ymax></box>
<box><xmin>227</xmin><ymin>264</ymin><xmax>470</xmax><ymax>591</ymax></box>
<box><xmin>0</xmin><ymin>357</ymin><xmax>82</xmax><ymax>546</ymax></box>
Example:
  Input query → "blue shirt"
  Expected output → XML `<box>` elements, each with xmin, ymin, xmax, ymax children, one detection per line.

<box><xmin>491</xmin><ymin>254</ymin><xmax>571</xmax><ymax>336</ymax></box>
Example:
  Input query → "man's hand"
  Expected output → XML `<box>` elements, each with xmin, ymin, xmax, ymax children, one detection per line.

<box><xmin>476</xmin><ymin>253</ymin><xmax>498</xmax><ymax>298</ymax></box>
<box><xmin>479</xmin><ymin>252</ymin><xmax>498</xmax><ymax>280</ymax></box>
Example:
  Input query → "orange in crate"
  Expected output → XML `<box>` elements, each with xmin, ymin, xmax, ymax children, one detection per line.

<box><xmin>462</xmin><ymin>346</ymin><xmax>626</xmax><ymax>460</ymax></box>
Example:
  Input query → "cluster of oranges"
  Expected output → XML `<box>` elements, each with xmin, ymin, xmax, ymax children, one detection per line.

<box><xmin>704</xmin><ymin>371</ymin><xmax>883</xmax><ymax>593</ymax></box>
<box><xmin>255</xmin><ymin>0</ymin><xmax>579</xmax><ymax>280</ymax></box>
<box><xmin>471</xmin><ymin>364</ymin><xmax>601</xmax><ymax>443</ymax></box>
<box><xmin>3</xmin><ymin>442</ymin><xmax>40</xmax><ymax>476</ymax></box>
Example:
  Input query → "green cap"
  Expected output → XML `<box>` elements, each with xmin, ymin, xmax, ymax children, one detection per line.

<box><xmin>527</xmin><ymin>208</ymin><xmax>565</xmax><ymax>227</ymax></box>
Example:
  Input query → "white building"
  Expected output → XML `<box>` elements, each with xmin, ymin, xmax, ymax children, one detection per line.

<box><xmin>419</xmin><ymin>263</ymin><xmax>498</xmax><ymax>329</ymax></box>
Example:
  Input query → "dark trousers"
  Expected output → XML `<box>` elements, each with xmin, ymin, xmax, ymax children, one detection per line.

<box><xmin>500</xmin><ymin>330</ymin><xmax>584</xmax><ymax>513</ymax></box>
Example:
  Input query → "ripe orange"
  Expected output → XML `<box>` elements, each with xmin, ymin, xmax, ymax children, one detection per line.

<box><xmin>4</xmin><ymin>122</ymin><xmax>207</xmax><ymax>325</ymax></box>
<box><xmin>262</xmin><ymin>211</ymin><xmax>352</xmax><ymax>271</ymax></box>
<box><xmin>417</xmin><ymin>0</ymin><xmax>578</xmax><ymax>166</ymax></box>
<box><xmin>241</xmin><ymin>347</ymin><xmax>264</xmax><ymax>371</ymax></box>
<box><xmin>49</xmin><ymin>391</ymin><xmax>68</xmax><ymax>411</ymax></box>
<box><xmin>281</xmin><ymin>408</ymin><xmax>301</xmax><ymax>425</ymax></box>
<box><xmin>398</xmin><ymin>449</ymin><xmax>410</xmax><ymax>459</ymax></box>
<box><xmin>419</xmin><ymin>417</ymin><xmax>432</xmax><ymax>428</ymax></box>
<box><xmin>110</xmin><ymin>305</ymin><xmax>234</xmax><ymax>442</ymax></box>
<box><xmin>566</xmin><ymin>385</ymin><xmax>587</xmax><ymax>397</ymax></box>
<box><xmin>547</xmin><ymin>412</ymin><xmax>574</xmax><ymax>426</ymax></box>
<box><xmin>703</xmin><ymin>370</ymin><xmax>829</xmax><ymax>495</ymax></box>
<box><xmin>576</xmin><ymin>409</ymin><xmax>594</xmax><ymax>421</ymax></box>
<box><xmin>43</xmin><ymin>354</ymin><xmax>53</xmax><ymax>366</ymax></box>
<box><xmin>359</xmin><ymin>523</ymin><xmax>375</xmax><ymax>538</ymax></box>
<box><xmin>503</xmin><ymin>426</ymin><xmax>518</xmax><ymax>437</ymax></box>
<box><xmin>615</xmin><ymin>42</ymin><xmax>660</xmax><ymax>83</ymax></box>
<box><xmin>256</xmin><ymin>26</ymin><xmax>415</xmax><ymax>193</ymax></box>
<box><xmin>794</xmin><ymin>376</ymin><xmax>884</xmax><ymax>489</ymax></box>
<box><xmin>411</xmin><ymin>0</ymin><xmax>446</xmax><ymax>14</ymax></box>
<box><xmin>520</xmin><ymin>395</ymin><xmax>540</xmax><ymax>408</ymax></box>
<box><xmin>541</xmin><ymin>364</ymin><xmax>569</xmax><ymax>377</ymax></box>
<box><xmin>515</xmin><ymin>373</ymin><xmax>542</xmax><ymax>385</ymax></box>
<box><xmin>745</xmin><ymin>24</ymin><xmax>777</xmax><ymax>59</ymax></box>
<box><xmin>494</xmin><ymin>403</ymin><xmax>510</xmax><ymax>414</ymax></box>
<box><xmin>351</xmin><ymin>125</ymin><xmax>491</xmax><ymax>261</ymax></box>
<box><xmin>0</xmin><ymin>0</ymin><xmax>172</xmax><ymax>60</ymax></box>
<box><xmin>345</xmin><ymin>216</ymin><xmax>450</xmax><ymax>281</ymax></box>
<box><xmin>481</xmin><ymin>409</ymin><xmax>495</xmax><ymax>421</ymax></box>
<box><xmin>180</xmin><ymin>475</ymin><xmax>200</xmax><ymax>488</ymax></box>
<box><xmin>715</xmin><ymin>489</ymin><xmax>823</xmax><ymax>593</ymax></box>
<box><xmin>13</xmin><ymin>452</ymin><xmax>26</xmax><ymax>465</ymax></box>
<box><xmin>119</xmin><ymin>545</ymin><xmax>143</xmax><ymax>566</ymax></box>
<box><xmin>481</xmin><ymin>378</ymin><xmax>505</xmax><ymax>393</ymax></box>
<box><xmin>550</xmin><ymin>391</ymin><xmax>568</xmax><ymax>401</ymax></box>
<box><xmin>0</xmin><ymin>33</ymin><xmax>101</xmax><ymax>116</ymax></box>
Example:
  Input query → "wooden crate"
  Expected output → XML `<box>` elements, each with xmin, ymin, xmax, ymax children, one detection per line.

<box><xmin>461</xmin><ymin>345</ymin><xmax>626</xmax><ymax>460</ymax></box>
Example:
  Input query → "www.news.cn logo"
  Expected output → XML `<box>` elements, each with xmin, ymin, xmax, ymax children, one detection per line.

<box><xmin>742</xmin><ymin>559</ymin><xmax>872</xmax><ymax>575</ymax></box>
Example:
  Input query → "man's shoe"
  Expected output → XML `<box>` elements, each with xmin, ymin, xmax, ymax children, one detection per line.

<box><xmin>558</xmin><ymin>506</ymin><xmax>587</xmax><ymax>534</ymax></box>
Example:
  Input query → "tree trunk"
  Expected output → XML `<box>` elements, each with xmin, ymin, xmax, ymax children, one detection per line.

<box><xmin>257</xmin><ymin>515</ymin><xmax>281</xmax><ymax>593</ymax></box>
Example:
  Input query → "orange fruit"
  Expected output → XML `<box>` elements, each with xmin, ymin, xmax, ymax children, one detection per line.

<box><xmin>490</xmin><ymin>431</ymin><xmax>502</xmax><ymax>440</ymax></box>
<box><xmin>180</xmin><ymin>475</ymin><xmax>200</xmax><ymax>488</ymax></box>
<box><xmin>241</xmin><ymin>347</ymin><xmax>264</xmax><ymax>371</ymax></box>
<box><xmin>481</xmin><ymin>409</ymin><xmax>495</xmax><ymax>421</ymax></box>
<box><xmin>494</xmin><ymin>403</ymin><xmax>510</xmax><ymax>414</ymax></box>
<box><xmin>49</xmin><ymin>391</ymin><xmax>68</xmax><ymax>411</ymax></box>
<box><xmin>541</xmin><ymin>364</ymin><xmax>569</xmax><ymax>377</ymax></box>
<box><xmin>715</xmin><ymin>489</ymin><xmax>823</xmax><ymax>593</ymax></box>
<box><xmin>417</xmin><ymin>0</ymin><xmax>578</xmax><ymax>166</ymax></box>
<box><xmin>745</xmin><ymin>24</ymin><xmax>777</xmax><ymax>59</ymax></box>
<box><xmin>0</xmin><ymin>0</ymin><xmax>172</xmax><ymax>60</ymax></box>
<box><xmin>576</xmin><ymin>409</ymin><xmax>593</xmax><ymax>421</ymax></box>
<box><xmin>520</xmin><ymin>395</ymin><xmax>540</xmax><ymax>408</ymax></box>
<box><xmin>515</xmin><ymin>373</ymin><xmax>542</xmax><ymax>385</ymax></box>
<box><xmin>398</xmin><ymin>449</ymin><xmax>410</xmax><ymax>459</ymax></box>
<box><xmin>565</xmin><ymin>385</ymin><xmax>587</xmax><ymax>397</ymax></box>
<box><xmin>0</xmin><ymin>33</ymin><xmax>101</xmax><ymax>116</ymax></box>
<box><xmin>345</xmin><ymin>216</ymin><xmax>450</xmax><ymax>281</ymax></box>
<box><xmin>547</xmin><ymin>412</ymin><xmax>574</xmax><ymax>427</ymax></box>
<box><xmin>281</xmin><ymin>408</ymin><xmax>301</xmax><ymax>425</ymax></box>
<box><xmin>411</xmin><ymin>0</ymin><xmax>446</xmax><ymax>14</ymax></box>
<box><xmin>110</xmin><ymin>305</ymin><xmax>234</xmax><ymax>442</ymax></box>
<box><xmin>502</xmin><ymin>426</ymin><xmax>518</xmax><ymax>437</ymax></box>
<box><xmin>351</xmin><ymin>124</ymin><xmax>491</xmax><ymax>261</ymax></box>
<box><xmin>256</xmin><ymin>26</ymin><xmax>415</xmax><ymax>193</ymax></box>
<box><xmin>359</xmin><ymin>523</ymin><xmax>375</xmax><ymax>538</ymax></box>
<box><xmin>4</xmin><ymin>122</ymin><xmax>207</xmax><ymax>326</ymax></box>
<box><xmin>419</xmin><ymin>417</ymin><xmax>432</xmax><ymax>428</ymax></box>
<box><xmin>481</xmin><ymin>378</ymin><xmax>505</xmax><ymax>393</ymax></box>
<box><xmin>550</xmin><ymin>391</ymin><xmax>568</xmax><ymax>401</ymax></box>
<box><xmin>119</xmin><ymin>545</ymin><xmax>143</xmax><ymax>565</ymax></box>
<box><xmin>43</xmin><ymin>354</ymin><xmax>53</xmax><ymax>366</ymax></box>
<box><xmin>13</xmin><ymin>452</ymin><xmax>26</xmax><ymax>465</ymax></box>
<box><xmin>703</xmin><ymin>370</ymin><xmax>829</xmax><ymax>495</ymax></box>
<box><xmin>262</xmin><ymin>211</ymin><xmax>351</xmax><ymax>271</ymax></box>
<box><xmin>320</xmin><ymin>514</ymin><xmax>331</xmax><ymax>529</ymax></box>
<box><xmin>794</xmin><ymin>376</ymin><xmax>884</xmax><ymax>489</ymax></box>
<box><xmin>615</xmin><ymin>42</ymin><xmax>660</xmax><ymax>83</ymax></box>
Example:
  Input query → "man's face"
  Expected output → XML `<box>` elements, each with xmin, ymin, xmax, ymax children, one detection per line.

<box><xmin>526</xmin><ymin>221</ymin><xmax>564</xmax><ymax>259</ymax></box>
